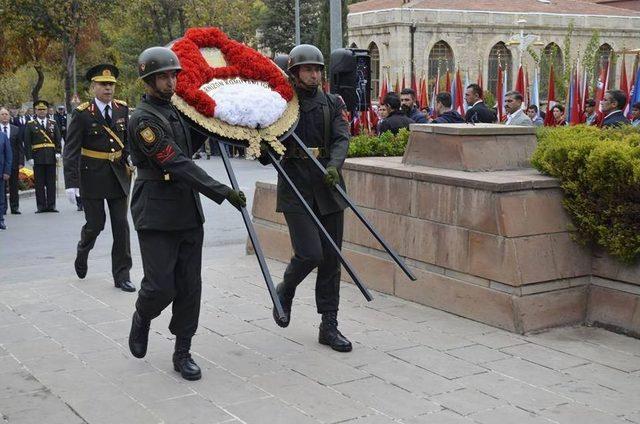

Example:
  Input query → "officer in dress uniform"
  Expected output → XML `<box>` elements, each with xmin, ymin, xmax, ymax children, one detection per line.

<box><xmin>262</xmin><ymin>44</ymin><xmax>353</xmax><ymax>352</ymax></box>
<box><xmin>127</xmin><ymin>47</ymin><xmax>246</xmax><ymax>380</ymax></box>
<box><xmin>24</xmin><ymin>100</ymin><xmax>61</xmax><ymax>213</ymax></box>
<box><xmin>63</xmin><ymin>64</ymin><xmax>135</xmax><ymax>292</ymax></box>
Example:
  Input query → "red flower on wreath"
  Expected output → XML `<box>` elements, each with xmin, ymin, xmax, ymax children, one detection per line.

<box><xmin>172</xmin><ymin>27</ymin><xmax>294</xmax><ymax>118</ymax></box>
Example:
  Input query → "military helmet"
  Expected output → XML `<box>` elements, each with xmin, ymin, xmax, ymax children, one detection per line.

<box><xmin>287</xmin><ymin>44</ymin><xmax>324</xmax><ymax>71</ymax></box>
<box><xmin>137</xmin><ymin>47</ymin><xmax>182</xmax><ymax>79</ymax></box>
<box><xmin>273</xmin><ymin>54</ymin><xmax>290</xmax><ymax>73</ymax></box>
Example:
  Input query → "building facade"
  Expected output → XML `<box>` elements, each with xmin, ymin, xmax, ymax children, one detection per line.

<box><xmin>348</xmin><ymin>0</ymin><xmax>640</xmax><ymax>101</ymax></box>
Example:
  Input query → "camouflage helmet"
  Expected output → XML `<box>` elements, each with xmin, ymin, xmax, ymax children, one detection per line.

<box><xmin>287</xmin><ymin>44</ymin><xmax>324</xmax><ymax>71</ymax></box>
<box><xmin>137</xmin><ymin>46</ymin><xmax>182</xmax><ymax>79</ymax></box>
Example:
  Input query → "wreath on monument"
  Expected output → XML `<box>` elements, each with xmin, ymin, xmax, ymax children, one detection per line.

<box><xmin>170</xmin><ymin>27</ymin><xmax>298</xmax><ymax>157</ymax></box>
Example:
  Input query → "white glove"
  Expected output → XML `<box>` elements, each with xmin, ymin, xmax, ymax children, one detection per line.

<box><xmin>55</xmin><ymin>153</ymin><xmax>61</xmax><ymax>160</ymax></box>
<box><xmin>66</xmin><ymin>188</ymin><xmax>79</xmax><ymax>204</ymax></box>
<box><xmin>28</xmin><ymin>159</ymin><xmax>34</xmax><ymax>167</ymax></box>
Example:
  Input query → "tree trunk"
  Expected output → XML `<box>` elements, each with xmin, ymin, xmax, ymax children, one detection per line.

<box><xmin>31</xmin><ymin>64</ymin><xmax>44</xmax><ymax>106</ymax></box>
<box><xmin>63</xmin><ymin>45</ymin><xmax>74</xmax><ymax>113</ymax></box>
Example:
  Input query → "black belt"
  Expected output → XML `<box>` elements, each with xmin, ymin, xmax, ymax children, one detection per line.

<box><xmin>136</xmin><ymin>168</ymin><xmax>171</xmax><ymax>181</ymax></box>
<box><xmin>284</xmin><ymin>145</ymin><xmax>328</xmax><ymax>159</ymax></box>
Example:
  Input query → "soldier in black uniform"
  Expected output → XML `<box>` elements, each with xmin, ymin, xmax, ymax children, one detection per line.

<box><xmin>63</xmin><ymin>64</ymin><xmax>135</xmax><ymax>292</ymax></box>
<box><xmin>24</xmin><ymin>100</ymin><xmax>62</xmax><ymax>213</ymax></box>
<box><xmin>265</xmin><ymin>44</ymin><xmax>352</xmax><ymax>352</ymax></box>
<box><xmin>127</xmin><ymin>47</ymin><xmax>246</xmax><ymax>380</ymax></box>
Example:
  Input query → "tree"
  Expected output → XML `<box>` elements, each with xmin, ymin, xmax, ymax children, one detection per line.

<box><xmin>2</xmin><ymin>0</ymin><xmax>111</xmax><ymax>111</ymax></box>
<box><xmin>258</xmin><ymin>0</ymin><xmax>323</xmax><ymax>55</ymax></box>
<box><xmin>0</xmin><ymin>2</ymin><xmax>59</xmax><ymax>105</ymax></box>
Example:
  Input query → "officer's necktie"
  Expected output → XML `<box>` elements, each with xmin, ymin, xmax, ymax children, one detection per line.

<box><xmin>2</xmin><ymin>125</ymin><xmax>7</xmax><ymax>135</ymax></box>
<box><xmin>104</xmin><ymin>105</ymin><xmax>112</xmax><ymax>126</ymax></box>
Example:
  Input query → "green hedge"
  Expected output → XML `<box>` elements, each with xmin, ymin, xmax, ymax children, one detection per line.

<box><xmin>532</xmin><ymin>125</ymin><xmax>640</xmax><ymax>263</ymax></box>
<box><xmin>348</xmin><ymin>128</ymin><xmax>409</xmax><ymax>158</ymax></box>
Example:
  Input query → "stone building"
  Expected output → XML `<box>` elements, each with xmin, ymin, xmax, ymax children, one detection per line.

<box><xmin>347</xmin><ymin>0</ymin><xmax>640</xmax><ymax>101</ymax></box>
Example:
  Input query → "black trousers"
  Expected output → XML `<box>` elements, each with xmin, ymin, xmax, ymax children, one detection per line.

<box><xmin>33</xmin><ymin>164</ymin><xmax>56</xmax><ymax>211</ymax></box>
<box><xmin>282</xmin><ymin>209</ymin><xmax>344</xmax><ymax>313</ymax></box>
<box><xmin>136</xmin><ymin>226</ymin><xmax>204</xmax><ymax>337</ymax></box>
<box><xmin>8</xmin><ymin>166</ymin><xmax>19</xmax><ymax>212</ymax></box>
<box><xmin>77</xmin><ymin>197</ymin><xmax>131</xmax><ymax>283</ymax></box>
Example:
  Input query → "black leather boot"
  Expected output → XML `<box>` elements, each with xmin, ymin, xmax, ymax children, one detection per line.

<box><xmin>74</xmin><ymin>251</ymin><xmax>88</xmax><ymax>279</ymax></box>
<box><xmin>128</xmin><ymin>311</ymin><xmax>150</xmax><ymax>358</ymax></box>
<box><xmin>272</xmin><ymin>282</ymin><xmax>294</xmax><ymax>328</ymax></box>
<box><xmin>173</xmin><ymin>337</ymin><xmax>202</xmax><ymax>381</ymax></box>
<box><xmin>318</xmin><ymin>311</ymin><xmax>352</xmax><ymax>352</ymax></box>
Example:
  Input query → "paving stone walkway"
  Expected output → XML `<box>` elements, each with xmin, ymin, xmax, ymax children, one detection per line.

<box><xmin>1</xmin><ymin>160</ymin><xmax>639</xmax><ymax>424</ymax></box>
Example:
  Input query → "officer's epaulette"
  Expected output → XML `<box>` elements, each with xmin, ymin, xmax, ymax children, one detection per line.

<box><xmin>114</xmin><ymin>99</ymin><xmax>128</xmax><ymax>107</ymax></box>
<box><xmin>76</xmin><ymin>102</ymin><xmax>90</xmax><ymax>111</ymax></box>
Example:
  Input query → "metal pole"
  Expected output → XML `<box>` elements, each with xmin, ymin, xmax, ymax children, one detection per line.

<box><xmin>330</xmin><ymin>0</ymin><xmax>342</xmax><ymax>52</ymax></box>
<box><xmin>266</xmin><ymin>150</ymin><xmax>373</xmax><ymax>302</ymax></box>
<box><xmin>216</xmin><ymin>139</ymin><xmax>286</xmax><ymax>320</ymax></box>
<box><xmin>295</xmin><ymin>0</ymin><xmax>301</xmax><ymax>45</ymax></box>
<box><xmin>290</xmin><ymin>133</ymin><xmax>417</xmax><ymax>281</ymax></box>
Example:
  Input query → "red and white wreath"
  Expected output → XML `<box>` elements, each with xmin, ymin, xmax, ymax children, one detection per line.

<box><xmin>170</xmin><ymin>27</ymin><xmax>298</xmax><ymax>157</ymax></box>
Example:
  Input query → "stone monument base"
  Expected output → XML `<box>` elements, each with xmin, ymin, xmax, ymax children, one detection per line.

<box><xmin>250</xmin><ymin>157</ymin><xmax>640</xmax><ymax>336</ymax></box>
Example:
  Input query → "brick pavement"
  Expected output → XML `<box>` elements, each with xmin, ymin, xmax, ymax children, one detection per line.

<box><xmin>2</xmin><ymin>246</ymin><xmax>640</xmax><ymax>424</ymax></box>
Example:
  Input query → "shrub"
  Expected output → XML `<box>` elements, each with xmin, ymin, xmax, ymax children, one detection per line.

<box><xmin>348</xmin><ymin>128</ymin><xmax>409</xmax><ymax>158</ymax></box>
<box><xmin>532</xmin><ymin>125</ymin><xmax>640</xmax><ymax>263</ymax></box>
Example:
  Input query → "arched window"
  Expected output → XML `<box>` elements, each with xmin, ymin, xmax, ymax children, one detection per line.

<box><xmin>350</xmin><ymin>42</ymin><xmax>358</xmax><ymax>48</ymax></box>
<box><xmin>488</xmin><ymin>42</ymin><xmax>512</xmax><ymax>98</ymax></box>
<box><xmin>596</xmin><ymin>43</ymin><xmax>614</xmax><ymax>88</ymax></box>
<box><xmin>369</xmin><ymin>42</ymin><xmax>380</xmax><ymax>101</ymax></box>
<box><xmin>428</xmin><ymin>41</ymin><xmax>454</xmax><ymax>91</ymax></box>
<box><xmin>540</xmin><ymin>43</ymin><xmax>563</xmax><ymax>100</ymax></box>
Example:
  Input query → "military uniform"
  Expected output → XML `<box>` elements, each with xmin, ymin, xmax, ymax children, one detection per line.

<box><xmin>24</xmin><ymin>100</ymin><xmax>61</xmax><ymax>212</ymax></box>
<box><xmin>264</xmin><ymin>44</ymin><xmax>353</xmax><ymax>352</ymax></box>
<box><xmin>63</xmin><ymin>64</ymin><xmax>133</xmax><ymax>289</ymax></box>
<box><xmin>129</xmin><ymin>94</ymin><xmax>234</xmax><ymax>339</ymax></box>
<box><xmin>275</xmin><ymin>86</ymin><xmax>349</xmax><ymax>312</ymax></box>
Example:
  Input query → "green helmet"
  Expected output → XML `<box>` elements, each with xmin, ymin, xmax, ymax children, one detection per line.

<box><xmin>138</xmin><ymin>46</ymin><xmax>182</xmax><ymax>79</ymax></box>
<box><xmin>287</xmin><ymin>44</ymin><xmax>324</xmax><ymax>71</ymax></box>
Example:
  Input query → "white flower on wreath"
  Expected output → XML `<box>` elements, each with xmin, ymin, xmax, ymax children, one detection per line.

<box><xmin>211</xmin><ymin>81</ymin><xmax>287</xmax><ymax>129</ymax></box>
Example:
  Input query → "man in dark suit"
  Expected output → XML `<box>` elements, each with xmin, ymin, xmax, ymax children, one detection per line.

<box><xmin>12</xmin><ymin>109</ymin><xmax>28</xmax><ymax>128</ymax></box>
<box><xmin>464</xmin><ymin>83</ymin><xmax>497</xmax><ymax>123</ymax></box>
<box><xmin>378</xmin><ymin>92</ymin><xmax>414</xmax><ymax>135</ymax></box>
<box><xmin>0</xmin><ymin>131</ymin><xmax>11</xmax><ymax>229</ymax></box>
<box><xmin>63</xmin><ymin>64</ymin><xmax>135</xmax><ymax>293</ymax></box>
<box><xmin>0</xmin><ymin>107</ymin><xmax>23</xmax><ymax>214</ymax></box>
<box><xmin>24</xmin><ymin>100</ymin><xmax>62</xmax><ymax>213</ymax></box>
<box><xmin>601</xmin><ymin>90</ymin><xmax>631</xmax><ymax>128</ymax></box>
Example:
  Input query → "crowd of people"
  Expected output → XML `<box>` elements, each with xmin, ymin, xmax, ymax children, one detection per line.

<box><xmin>0</xmin><ymin>102</ymin><xmax>71</xmax><ymax>229</ymax></box>
<box><xmin>368</xmin><ymin>85</ymin><xmax>640</xmax><ymax>135</ymax></box>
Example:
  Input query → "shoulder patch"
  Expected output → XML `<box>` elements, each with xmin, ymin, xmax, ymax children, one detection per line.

<box><xmin>139</xmin><ymin>127</ymin><xmax>157</xmax><ymax>145</ymax></box>
<box><xmin>76</xmin><ymin>102</ymin><xmax>90</xmax><ymax>111</ymax></box>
